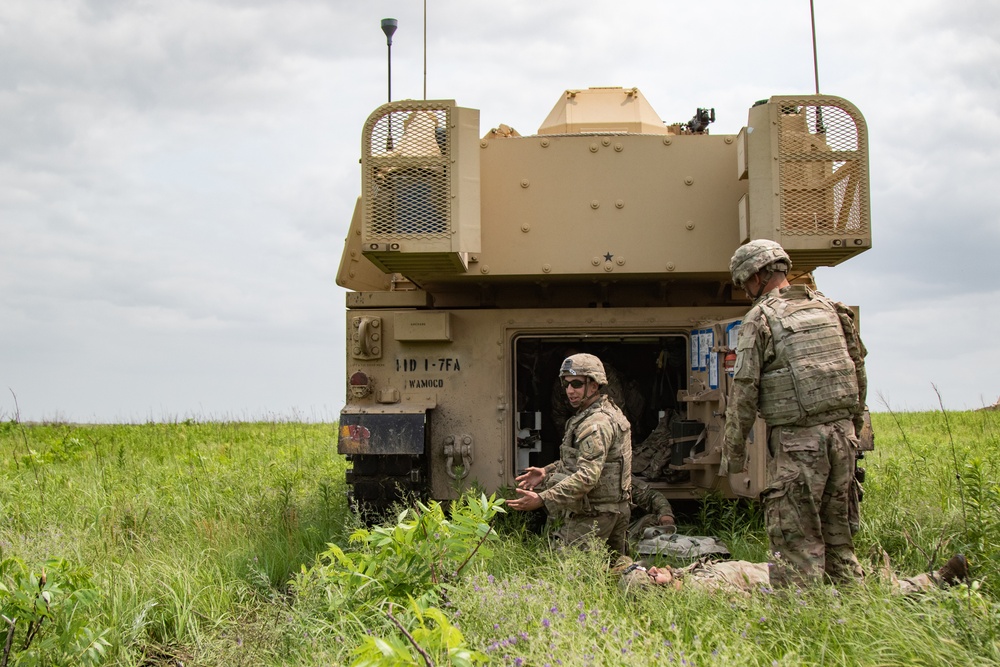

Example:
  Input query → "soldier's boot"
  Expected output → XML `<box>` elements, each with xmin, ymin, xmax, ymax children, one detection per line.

<box><xmin>936</xmin><ymin>554</ymin><xmax>969</xmax><ymax>586</ymax></box>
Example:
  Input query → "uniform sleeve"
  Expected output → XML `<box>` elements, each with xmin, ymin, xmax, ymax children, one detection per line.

<box><xmin>631</xmin><ymin>477</ymin><xmax>674</xmax><ymax>518</ymax></box>
<box><xmin>723</xmin><ymin>314</ymin><xmax>766</xmax><ymax>473</ymax></box>
<box><xmin>835</xmin><ymin>302</ymin><xmax>868</xmax><ymax>432</ymax></box>
<box><xmin>539</xmin><ymin>415</ymin><xmax>611</xmax><ymax>509</ymax></box>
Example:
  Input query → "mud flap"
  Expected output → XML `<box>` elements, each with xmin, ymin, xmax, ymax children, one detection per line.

<box><xmin>338</xmin><ymin>405</ymin><xmax>431</xmax><ymax>455</ymax></box>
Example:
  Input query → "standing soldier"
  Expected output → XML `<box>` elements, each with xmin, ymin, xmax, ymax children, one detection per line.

<box><xmin>723</xmin><ymin>240</ymin><xmax>867</xmax><ymax>587</ymax></box>
<box><xmin>508</xmin><ymin>353</ymin><xmax>633</xmax><ymax>555</ymax></box>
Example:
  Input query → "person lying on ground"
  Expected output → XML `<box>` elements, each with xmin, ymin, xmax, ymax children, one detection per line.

<box><xmin>617</xmin><ymin>552</ymin><xmax>969</xmax><ymax>595</ymax></box>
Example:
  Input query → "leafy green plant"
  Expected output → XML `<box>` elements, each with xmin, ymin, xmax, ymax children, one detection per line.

<box><xmin>297</xmin><ymin>493</ymin><xmax>505</xmax><ymax>611</ymax></box>
<box><xmin>292</xmin><ymin>493</ymin><xmax>504</xmax><ymax>664</ymax></box>
<box><xmin>351</xmin><ymin>600</ymin><xmax>486</xmax><ymax>667</ymax></box>
<box><xmin>0</xmin><ymin>557</ymin><xmax>110</xmax><ymax>666</ymax></box>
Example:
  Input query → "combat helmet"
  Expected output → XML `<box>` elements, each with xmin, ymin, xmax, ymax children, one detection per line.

<box><xmin>559</xmin><ymin>353</ymin><xmax>607</xmax><ymax>386</ymax></box>
<box><xmin>729</xmin><ymin>239</ymin><xmax>792</xmax><ymax>288</ymax></box>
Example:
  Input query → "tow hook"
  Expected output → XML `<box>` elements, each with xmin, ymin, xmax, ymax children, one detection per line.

<box><xmin>443</xmin><ymin>434</ymin><xmax>474</xmax><ymax>480</ymax></box>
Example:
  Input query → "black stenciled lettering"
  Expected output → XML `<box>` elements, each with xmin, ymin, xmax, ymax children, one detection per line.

<box><xmin>407</xmin><ymin>379</ymin><xmax>443</xmax><ymax>389</ymax></box>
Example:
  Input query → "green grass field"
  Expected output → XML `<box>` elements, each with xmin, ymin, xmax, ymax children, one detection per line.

<box><xmin>1</xmin><ymin>411</ymin><xmax>998</xmax><ymax>666</ymax></box>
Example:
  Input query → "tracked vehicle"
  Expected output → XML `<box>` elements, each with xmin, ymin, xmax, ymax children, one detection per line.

<box><xmin>336</xmin><ymin>86</ymin><xmax>872</xmax><ymax>511</ymax></box>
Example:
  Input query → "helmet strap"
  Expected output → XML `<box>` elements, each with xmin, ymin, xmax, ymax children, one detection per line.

<box><xmin>750</xmin><ymin>267</ymin><xmax>775</xmax><ymax>301</ymax></box>
<box><xmin>580</xmin><ymin>378</ymin><xmax>600</xmax><ymax>407</ymax></box>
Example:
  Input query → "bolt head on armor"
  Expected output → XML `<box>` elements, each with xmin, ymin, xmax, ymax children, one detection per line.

<box><xmin>559</xmin><ymin>353</ymin><xmax>607</xmax><ymax>386</ymax></box>
<box><xmin>729</xmin><ymin>239</ymin><xmax>792</xmax><ymax>288</ymax></box>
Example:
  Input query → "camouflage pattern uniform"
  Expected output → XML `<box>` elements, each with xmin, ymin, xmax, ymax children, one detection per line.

<box><xmin>724</xmin><ymin>283</ymin><xmax>867</xmax><ymax>587</ymax></box>
<box><xmin>631</xmin><ymin>412</ymin><xmax>674</xmax><ymax>478</ymax></box>
<box><xmin>538</xmin><ymin>394</ymin><xmax>632</xmax><ymax>554</ymax></box>
<box><xmin>678</xmin><ymin>560</ymin><xmax>771</xmax><ymax>593</ymax></box>
<box><xmin>628</xmin><ymin>476</ymin><xmax>674</xmax><ymax>544</ymax></box>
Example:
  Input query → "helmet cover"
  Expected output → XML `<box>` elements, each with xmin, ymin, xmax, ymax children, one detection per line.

<box><xmin>729</xmin><ymin>239</ymin><xmax>792</xmax><ymax>287</ymax></box>
<box><xmin>559</xmin><ymin>353</ymin><xmax>608</xmax><ymax>386</ymax></box>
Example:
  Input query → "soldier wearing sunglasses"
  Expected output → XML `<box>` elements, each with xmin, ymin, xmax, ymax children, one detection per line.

<box><xmin>507</xmin><ymin>353</ymin><xmax>633</xmax><ymax>555</ymax></box>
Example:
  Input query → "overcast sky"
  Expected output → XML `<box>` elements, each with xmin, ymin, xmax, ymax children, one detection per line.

<box><xmin>1</xmin><ymin>0</ymin><xmax>998</xmax><ymax>422</ymax></box>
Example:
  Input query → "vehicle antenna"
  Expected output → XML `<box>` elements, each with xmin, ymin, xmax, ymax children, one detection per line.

<box><xmin>380</xmin><ymin>18</ymin><xmax>398</xmax><ymax>150</ymax></box>
<box><xmin>423</xmin><ymin>0</ymin><xmax>427</xmax><ymax>100</ymax></box>
<box><xmin>381</xmin><ymin>18</ymin><xmax>397</xmax><ymax>103</ymax></box>
<box><xmin>809</xmin><ymin>0</ymin><xmax>825</xmax><ymax>133</ymax></box>
<box><xmin>809</xmin><ymin>0</ymin><xmax>820</xmax><ymax>95</ymax></box>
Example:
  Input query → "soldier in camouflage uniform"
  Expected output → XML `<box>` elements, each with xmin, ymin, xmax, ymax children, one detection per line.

<box><xmin>619</xmin><ymin>553</ymin><xmax>969</xmax><ymax>594</ymax></box>
<box><xmin>723</xmin><ymin>239</ymin><xmax>867</xmax><ymax>587</ymax></box>
<box><xmin>508</xmin><ymin>353</ymin><xmax>633</xmax><ymax>555</ymax></box>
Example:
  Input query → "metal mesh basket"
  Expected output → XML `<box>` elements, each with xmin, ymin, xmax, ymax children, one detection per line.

<box><xmin>364</xmin><ymin>104</ymin><xmax>452</xmax><ymax>241</ymax></box>
<box><xmin>777</xmin><ymin>101</ymin><xmax>868</xmax><ymax>237</ymax></box>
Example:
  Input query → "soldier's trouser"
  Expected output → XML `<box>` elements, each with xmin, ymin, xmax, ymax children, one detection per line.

<box><xmin>551</xmin><ymin>503</ymin><xmax>630</xmax><ymax>556</ymax></box>
<box><xmin>763</xmin><ymin>418</ymin><xmax>863</xmax><ymax>587</ymax></box>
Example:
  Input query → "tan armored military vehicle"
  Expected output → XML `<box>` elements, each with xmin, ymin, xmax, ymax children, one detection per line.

<box><xmin>337</xmin><ymin>86</ymin><xmax>872</xmax><ymax>512</ymax></box>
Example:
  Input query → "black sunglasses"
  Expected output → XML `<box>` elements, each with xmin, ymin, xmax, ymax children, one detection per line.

<box><xmin>560</xmin><ymin>378</ymin><xmax>587</xmax><ymax>389</ymax></box>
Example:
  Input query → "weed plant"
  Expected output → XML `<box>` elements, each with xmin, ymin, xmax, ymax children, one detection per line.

<box><xmin>1</xmin><ymin>410</ymin><xmax>999</xmax><ymax>665</ymax></box>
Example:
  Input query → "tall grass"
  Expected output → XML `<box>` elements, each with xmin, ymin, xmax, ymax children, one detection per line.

<box><xmin>2</xmin><ymin>410</ymin><xmax>999</xmax><ymax>665</ymax></box>
<box><xmin>0</xmin><ymin>420</ymin><xmax>350</xmax><ymax>664</ymax></box>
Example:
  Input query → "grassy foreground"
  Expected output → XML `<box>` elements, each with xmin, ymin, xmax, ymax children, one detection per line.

<box><xmin>0</xmin><ymin>411</ymin><xmax>998</xmax><ymax>666</ymax></box>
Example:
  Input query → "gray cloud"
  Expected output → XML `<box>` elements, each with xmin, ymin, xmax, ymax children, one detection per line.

<box><xmin>1</xmin><ymin>0</ymin><xmax>997</xmax><ymax>420</ymax></box>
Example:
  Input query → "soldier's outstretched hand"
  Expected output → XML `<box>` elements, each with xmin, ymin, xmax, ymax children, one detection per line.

<box><xmin>516</xmin><ymin>466</ymin><xmax>546</xmax><ymax>490</ymax></box>
<box><xmin>506</xmin><ymin>488</ymin><xmax>544</xmax><ymax>512</ymax></box>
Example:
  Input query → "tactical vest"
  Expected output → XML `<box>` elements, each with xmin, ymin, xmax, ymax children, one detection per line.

<box><xmin>560</xmin><ymin>397</ymin><xmax>632</xmax><ymax>511</ymax></box>
<box><xmin>756</xmin><ymin>289</ymin><xmax>859</xmax><ymax>426</ymax></box>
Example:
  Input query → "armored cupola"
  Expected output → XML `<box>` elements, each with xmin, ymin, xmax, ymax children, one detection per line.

<box><xmin>537</xmin><ymin>86</ymin><xmax>671</xmax><ymax>135</ymax></box>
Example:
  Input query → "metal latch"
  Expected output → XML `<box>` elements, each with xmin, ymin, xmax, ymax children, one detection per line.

<box><xmin>443</xmin><ymin>434</ymin><xmax>473</xmax><ymax>480</ymax></box>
